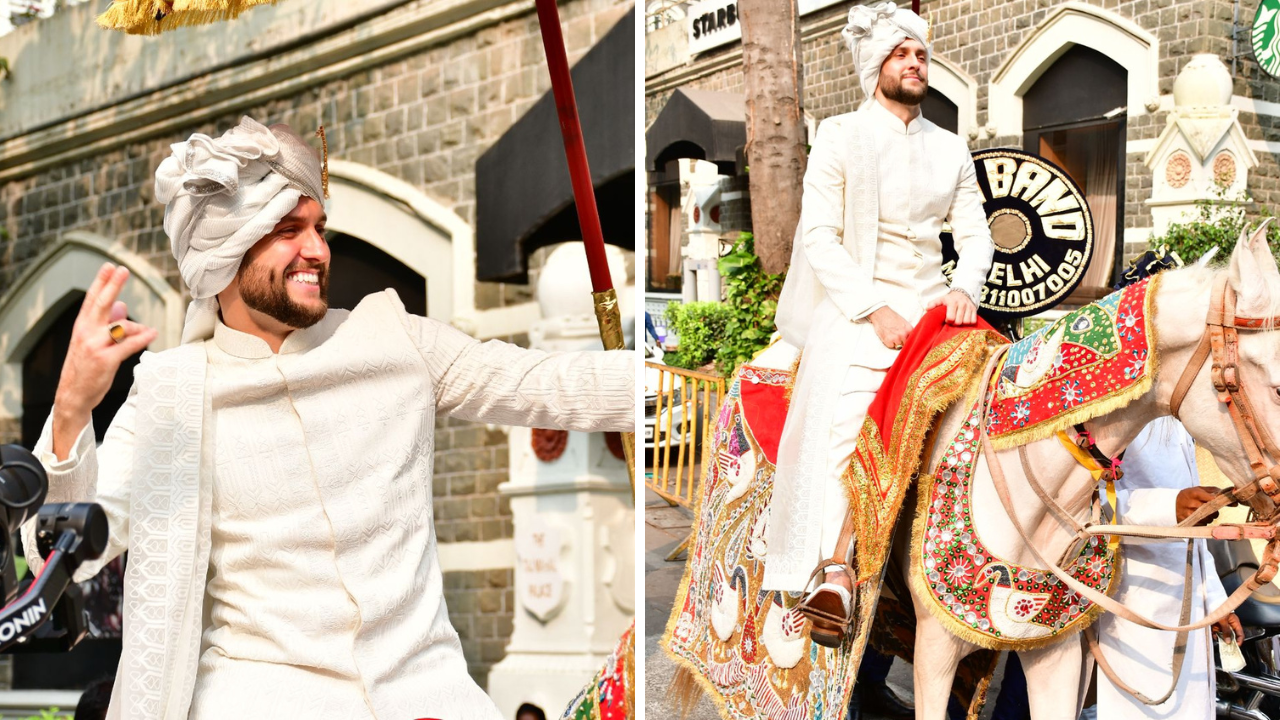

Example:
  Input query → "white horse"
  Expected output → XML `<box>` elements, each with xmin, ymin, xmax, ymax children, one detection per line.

<box><xmin>902</xmin><ymin>226</ymin><xmax>1280</xmax><ymax>719</ymax></box>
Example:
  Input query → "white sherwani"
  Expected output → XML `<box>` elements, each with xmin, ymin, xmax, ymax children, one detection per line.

<box><xmin>23</xmin><ymin>290</ymin><xmax>633</xmax><ymax>720</ymax></box>
<box><xmin>1096</xmin><ymin>420</ymin><xmax>1226</xmax><ymax>719</ymax></box>
<box><xmin>764</xmin><ymin>99</ymin><xmax>994</xmax><ymax>591</ymax></box>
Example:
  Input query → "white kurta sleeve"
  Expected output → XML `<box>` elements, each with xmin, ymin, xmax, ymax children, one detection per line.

<box><xmin>393</xmin><ymin>295</ymin><xmax>633</xmax><ymax>432</ymax></box>
<box><xmin>21</xmin><ymin>388</ymin><xmax>135</xmax><ymax>583</ymax></box>
<box><xmin>799</xmin><ymin>118</ymin><xmax>888</xmax><ymax>322</ymax></box>
<box><xmin>946</xmin><ymin>147</ymin><xmax>995</xmax><ymax>300</ymax></box>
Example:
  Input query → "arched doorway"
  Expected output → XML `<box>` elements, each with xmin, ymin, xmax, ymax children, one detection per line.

<box><xmin>0</xmin><ymin>234</ymin><xmax>180</xmax><ymax>694</ymax></box>
<box><xmin>1022</xmin><ymin>44</ymin><xmax>1128</xmax><ymax>299</ymax></box>
<box><xmin>326</xmin><ymin>232</ymin><xmax>428</xmax><ymax>316</ymax></box>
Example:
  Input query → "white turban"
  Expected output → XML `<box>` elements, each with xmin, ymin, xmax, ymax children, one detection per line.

<box><xmin>155</xmin><ymin>116</ymin><xmax>325</xmax><ymax>343</ymax></box>
<box><xmin>841</xmin><ymin>1</ymin><xmax>931</xmax><ymax>101</ymax></box>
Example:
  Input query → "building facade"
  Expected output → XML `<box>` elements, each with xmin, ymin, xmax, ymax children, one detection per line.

<box><xmin>645</xmin><ymin>0</ymin><xmax>1280</xmax><ymax>305</ymax></box>
<box><xmin>0</xmin><ymin>0</ymin><xmax>633</xmax><ymax>709</ymax></box>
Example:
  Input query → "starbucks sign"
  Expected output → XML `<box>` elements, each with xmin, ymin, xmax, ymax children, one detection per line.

<box><xmin>1253</xmin><ymin>0</ymin><xmax>1280</xmax><ymax>78</ymax></box>
<box><xmin>941</xmin><ymin>149</ymin><xmax>1095</xmax><ymax>320</ymax></box>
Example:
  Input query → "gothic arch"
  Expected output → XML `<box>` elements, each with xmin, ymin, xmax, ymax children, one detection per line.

<box><xmin>987</xmin><ymin>3</ymin><xmax>1159</xmax><ymax>138</ymax></box>
<box><xmin>929</xmin><ymin>54</ymin><xmax>978</xmax><ymax>141</ymax></box>
<box><xmin>0</xmin><ymin>232</ymin><xmax>182</xmax><ymax>426</ymax></box>
<box><xmin>327</xmin><ymin>160</ymin><xmax>539</xmax><ymax>339</ymax></box>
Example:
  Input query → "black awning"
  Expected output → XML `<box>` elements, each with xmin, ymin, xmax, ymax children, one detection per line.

<box><xmin>645</xmin><ymin>88</ymin><xmax>745</xmax><ymax>177</ymax></box>
<box><xmin>474</xmin><ymin>7</ymin><xmax>634</xmax><ymax>284</ymax></box>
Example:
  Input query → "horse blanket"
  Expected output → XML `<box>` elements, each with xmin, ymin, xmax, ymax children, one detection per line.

<box><xmin>664</xmin><ymin>281</ymin><xmax>1157</xmax><ymax>719</ymax></box>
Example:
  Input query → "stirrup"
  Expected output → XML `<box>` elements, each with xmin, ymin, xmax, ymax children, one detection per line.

<box><xmin>796</xmin><ymin>560</ymin><xmax>856</xmax><ymax>648</ymax></box>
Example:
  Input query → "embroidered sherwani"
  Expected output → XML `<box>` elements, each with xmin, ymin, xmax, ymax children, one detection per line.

<box><xmin>764</xmin><ymin>99</ymin><xmax>994</xmax><ymax>591</ymax></box>
<box><xmin>23</xmin><ymin>290</ymin><xmax>634</xmax><ymax>720</ymax></box>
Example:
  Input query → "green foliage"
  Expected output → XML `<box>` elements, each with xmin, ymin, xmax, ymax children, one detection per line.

<box><xmin>12</xmin><ymin>709</ymin><xmax>62</xmax><ymax>720</ymax></box>
<box><xmin>663</xmin><ymin>301</ymin><xmax>730</xmax><ymax>371</ymax></box>
<box><xmin>715</xmin><ymin>232</ymin><xmax>784</xmax><ymax>377</ymax></box>
<box><xmin>1148</xmin><ymin>189</ymin><xmax>1280</xmax><ymax>265</ymax></box>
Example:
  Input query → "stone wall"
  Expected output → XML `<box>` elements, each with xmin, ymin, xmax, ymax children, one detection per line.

<box><xmin>0</xmin><ymin>0</ymin><xmax>630</xmax><ymax>691</ymax></box>
<box><xmin>645</xmin><ymin>0</ymin><xmax>1280</xmax><ymax>263</ymax></box>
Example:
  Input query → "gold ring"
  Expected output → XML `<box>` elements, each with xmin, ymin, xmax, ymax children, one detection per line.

<box><xmin>107</xmin><ymin>322</ymin><xmax>126</xmax><ymax>344</ymax></box>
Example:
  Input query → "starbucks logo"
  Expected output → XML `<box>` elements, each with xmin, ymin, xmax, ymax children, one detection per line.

<box><xmin>1254</xmin><ymin>0</ymin><xmax>1280</xmax><ymax>79</ymax></box>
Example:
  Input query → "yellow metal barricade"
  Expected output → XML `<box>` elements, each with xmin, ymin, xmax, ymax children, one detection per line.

<box><xmin>644</xmin><ymin>362</ymin><xmax>725</xmax><ymax>559</ymax></box>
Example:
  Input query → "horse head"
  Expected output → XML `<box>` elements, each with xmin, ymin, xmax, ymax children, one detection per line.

<box><xmin>1161</xmin><ymin>222</ymin><xmax>1280</xmax><ymax>510</ymax></box>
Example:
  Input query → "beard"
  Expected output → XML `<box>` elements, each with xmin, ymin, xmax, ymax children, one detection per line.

<box><xmin>237</xmin><ymin>259</ymin><xmax>330</xmax><ymax>329</ymax></box>
<box><xmin>881</xmin><ymin>72</ymin><xmax>927</xmax><ymax>105</ymax></box>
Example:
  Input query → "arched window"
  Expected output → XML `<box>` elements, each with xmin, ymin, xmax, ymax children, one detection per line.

<box><xmin>1022</xmin><ymin>44</ymin><xmax>1127</xmax><ymax>300</ymax></box>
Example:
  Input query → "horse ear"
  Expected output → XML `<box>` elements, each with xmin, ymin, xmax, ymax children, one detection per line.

<box><xmin>1229</xmin><ymin>219</ymin><xmax>1280</xmax><ymax>318</ymax></box>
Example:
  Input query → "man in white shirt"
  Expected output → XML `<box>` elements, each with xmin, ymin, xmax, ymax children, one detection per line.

<box><xmin>1095</xmin><ymin>418</ymin><xmax>1243</xmax><ymax>719</ymax></box>
<box><xmin>763</xmin><ymin>2</ymin><xmax>994</xmax><ymax>644</ymax></box>
<box><xmin>27</xmin><ymin>117</ymin><xmax>633</xmax><ymax>720</ymax></box>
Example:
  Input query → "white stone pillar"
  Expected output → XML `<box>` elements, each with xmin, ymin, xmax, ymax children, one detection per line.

<box><xmin>486</xmin><ymin>243</ymin><xmax>635</xmax><ymax>718</ymax></box>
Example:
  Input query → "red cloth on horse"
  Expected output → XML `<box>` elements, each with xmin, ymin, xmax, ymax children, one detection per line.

<box><xmin>865</xmin><ymin>306</ymin><xmax>1001</xmax><ymax>447</ymax></box>
<box><xmin>738</xmin><ymin>380</ymin><xmax>788</xmax><ymax>464</ymax></box>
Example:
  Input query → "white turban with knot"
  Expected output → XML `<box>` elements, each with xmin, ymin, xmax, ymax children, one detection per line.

<box><xmin>841</xmin><ymin>1</ymin><xmax>931</xmax><ymax>101</ymax></box>
<box><xmin>155</xmin><ymin>116</ymin><xmax>325</xmax><ymax>343</ymax></box>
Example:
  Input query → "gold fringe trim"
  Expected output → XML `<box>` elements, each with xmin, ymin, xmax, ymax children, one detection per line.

<box><xmin>670</xmin><ymin>666</ymin><xmax>705</xmax><ymax>720</ymax></box>
<box><xmin>97</xmin><ymin>0</ymin><xmax>279</xmax><ymax>35</ymax></box>
<box><xmin>625</xmin><ymin>624</ymin><xmax>636</xmax><ymax>719</ymax></box>
<box><xmin>987</xmin><ymin>274</ymin><xmax>1163</xmax><ymax>451</ymax></box>
<box><xmin>841</xmin><ymin>329</ymin><xmax>1005</xmax><ymax>582</ymax></box>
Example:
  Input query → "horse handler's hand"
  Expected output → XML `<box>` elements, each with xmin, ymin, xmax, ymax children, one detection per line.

<box><xmin>926</xmin><ymin>290</ymin><xmax>978</xmax><ymax>325</ymax></box>
<box><xmin>1213</xmin><ymin>612</ymin><xmax>1244</xmax><ymax>644</ymax></box>
<box><xmin>869</xmin><ymin>306</ymin><xmax>913</xmax><ymax>350</ymax></box>
<box><xmin>1175</xmin><ymin>486</ymin><xmax>1234</xmax><ymax>524</ymax></box>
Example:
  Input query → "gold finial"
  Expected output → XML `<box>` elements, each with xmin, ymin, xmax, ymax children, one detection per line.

<box><xmin>315</xmin><ymin>125</ymin><xmax>330</xmax><ymax>199</ymax></box>
<box><xmin>926</xmin><ymin>11</ymin><xmax>933</xmax><ymax>44</ymax></box>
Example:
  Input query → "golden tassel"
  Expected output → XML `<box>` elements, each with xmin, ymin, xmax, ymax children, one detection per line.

<box><xmin>315</xmin><ymin>125</ymin><xmax>330</xmax><ymax>199</ymax></box>
<box><xmin>670</xmin><ymin>665</ymin><xmax>704</xmax><ymax>720</ymax></box>
<box><xmin>97</xmin><ymin>0</ymin><xmax>279</xmax><ymax>35</ymax></box>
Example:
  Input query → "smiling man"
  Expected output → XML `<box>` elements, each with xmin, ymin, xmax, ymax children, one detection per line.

<box><xmin>765</xmin><ymin>1</ymin><xmax>994</xmax><ymax>662</ymax></box>
<box><xmin>25</xmin><ymin>117</ymin><xmax>633</xmax><ymax>720</ymax></box>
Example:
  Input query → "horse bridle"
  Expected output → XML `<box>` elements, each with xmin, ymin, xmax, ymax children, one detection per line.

<box><xmin>978</xmin><ymin>273</ymin><xmax>1280</xmax><ymax>705</ymax></box>
<box><xmin>1169</xmin><ymin>273</ymin><xmax>1280</xmax><ymax>518</ymax></box>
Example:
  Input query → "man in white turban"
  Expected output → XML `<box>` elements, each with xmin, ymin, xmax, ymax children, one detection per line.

<box><xmin>764</xmin><ymin>1</ymin><xmax>995</xmax><ymax>650</ymax></box>
<box><xmin>25</xmin><ymin>116</ymin><xmax>634</xmax><ymax>720</ymax></box>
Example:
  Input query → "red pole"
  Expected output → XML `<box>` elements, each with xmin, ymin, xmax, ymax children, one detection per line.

<box><xmin>533</xmin><ymin>0</ymin><xmax>613</xmax><ymax>294</ymax></box>
<box><xmin>912</xmin><ymin>0</ymin><xmax>920</xmax><ymax>13</ymax></box>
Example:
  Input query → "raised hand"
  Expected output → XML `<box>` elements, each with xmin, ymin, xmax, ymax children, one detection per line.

<box><xmin>51</xmin><ymin>263</ymin><xmax>158</xmax><ymax>459</ymax></box>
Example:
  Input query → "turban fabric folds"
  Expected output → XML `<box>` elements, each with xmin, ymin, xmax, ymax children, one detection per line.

<box><xmin>841</xmin><ymin>1</ymin><xmax>931</xmax><ymax>101</ymax></box>
<box><xmin>155</xmin><ymin>116</ymin><xmax>325</xmax><ymax>343</ymax></box>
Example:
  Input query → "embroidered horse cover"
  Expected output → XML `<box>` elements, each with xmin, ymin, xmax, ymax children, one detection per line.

<box><xmin>985</xmin><ymin>278</ymin><xmax>1158</xmax><ymax>449</ymax></box>
<box><xmin>663</xmin><ymin>313</ymin><xmax>1005</xmax><ymax>720</ymax></box>
<box><xmin>561</xmin><ymin>622</ymin><xmax>634</xmax><ymax>720</ymax></box>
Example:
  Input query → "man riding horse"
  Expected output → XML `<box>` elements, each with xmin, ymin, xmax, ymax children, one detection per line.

<box><xmin>763</xmin><ymin>0</ymin><xmax>993</xmax><ymax>638</ymax></box>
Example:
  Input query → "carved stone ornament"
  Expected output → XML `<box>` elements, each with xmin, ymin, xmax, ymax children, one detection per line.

<box><xmin>1166</xmin><ymin>152</ymin><xmax>1192</xmax><ymax>189</ymax></box>
<box><xmin>1214</xmin><ymin>151</ymin><xmax>1237</xmax><ymax>187</ymax></box>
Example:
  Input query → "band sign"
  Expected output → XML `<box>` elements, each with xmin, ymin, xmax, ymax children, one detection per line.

<box><xmin>942</xmin><ymin>149</ymin><xmax>1095</xmax><ymax>320</ymax></box>
<box><xmin>1253</xmin><ymin>0</ymin><xmax>1280</xmax><ymax>78</ymax></box>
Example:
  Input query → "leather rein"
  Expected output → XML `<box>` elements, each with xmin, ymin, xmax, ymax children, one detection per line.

<box><xmin>977</xmin><ymin>274</ymin><xmax>1280</xmax><ymax>704</ymax></box>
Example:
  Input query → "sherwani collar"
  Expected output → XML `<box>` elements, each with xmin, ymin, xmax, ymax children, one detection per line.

<box><xmin>213</xmin><ymin>312</ymin><xmax>342</xmax><ymax>359</ymax></box>
<box><xmin>868</xmin><ymin>97</ymin><xmax>923</xmax><ymax>135</ymax></box>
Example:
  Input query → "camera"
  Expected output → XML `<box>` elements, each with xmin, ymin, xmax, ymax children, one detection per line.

<box><xmin>0</xmin><ymin>444</ymin><xmax>109</xmax><ymax>653</ymax></box>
